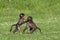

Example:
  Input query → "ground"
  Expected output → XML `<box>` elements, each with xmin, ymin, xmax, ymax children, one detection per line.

<box><xmin>0</xmin><ymin>0</ymin><xmax>60</xmax><ymax>40</ymax></box>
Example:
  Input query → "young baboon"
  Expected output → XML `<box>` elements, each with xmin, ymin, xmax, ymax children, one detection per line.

<box><xmin>10</xmin><ymin>13</ymin><xmax>25</xmax><ymax>33</ymax></box>
<box><xmin>23</xmin><ymin>16</ymin><xmax>41</xmax><ymax>33</ymax></box>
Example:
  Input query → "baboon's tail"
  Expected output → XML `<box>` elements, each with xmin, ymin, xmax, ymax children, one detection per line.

<box><xmin>37</xmin><ymin>27</ymin><xmax>41</xmax><ymax>32</ymax></box>
<box><xmin>10</xmin><ymin>24</ymin><xmax>16</xmax><ymax>32</ymax></box>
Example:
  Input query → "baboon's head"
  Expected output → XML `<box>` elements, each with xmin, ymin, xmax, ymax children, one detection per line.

<box><xmin>19</xmin><ymin>13</ymin><xmax>25</xmax><ymax>18</ymax></box>
<box><xmin>27</xmin><ymin>16</ymin><xmax>33</xmax><ymax>22</ymax></box>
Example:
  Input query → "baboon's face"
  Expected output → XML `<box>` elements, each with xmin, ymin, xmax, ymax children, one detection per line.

<box><xmin>20</xmin><ymin>15</ymin><xmax>24</xmax><ymax>18</ymax></box>
<box><xmin>19</xmin><ymin>13</ymin><xmax>25</xmax><ymax>18</ymax></box>
<box><xmin>27</xmin><ymin>16</ymin><xmax>32</xmax><ymax>21</ymax></box>
<box><xmin>28</xmin><ymin>18</ymin><xmax>32</xmax><ymax>21</ymax></box>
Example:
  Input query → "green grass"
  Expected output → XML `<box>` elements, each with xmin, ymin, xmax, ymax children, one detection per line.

<box><xmin>0</xmin><ymin>0</ymin><xmax>60</xmax><ymax>40</ymax></box>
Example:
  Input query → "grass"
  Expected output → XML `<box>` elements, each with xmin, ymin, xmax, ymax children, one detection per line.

<box><xmin>0</xmin><ymin>0</ymin><xmax>60</xmax><ymax>40</ymax></box>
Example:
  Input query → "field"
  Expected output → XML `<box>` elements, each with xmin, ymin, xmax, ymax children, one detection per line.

<box><xmin>0</xmin><ymin>0</ymin><xmax>60</xmax><ymax>40</ymax></box>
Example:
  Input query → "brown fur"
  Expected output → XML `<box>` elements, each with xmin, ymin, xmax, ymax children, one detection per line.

<box><xmin>23</xmin><ymin>16</ymin><xmax>41</xmax><ymax>33</ymax></box>
<box><xmin>10</xmin><ymin>13</ymin><xmax>25</xmax><ymax>33</ymax></box>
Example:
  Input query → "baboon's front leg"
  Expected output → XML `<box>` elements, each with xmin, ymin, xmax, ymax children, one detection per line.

<box><xmin>23</xmin><ymin>27</ymin><xmax>27</xmax><ymax>33</ymax></box>
<box><xmin>13</xmin><ymin>29</ymin><xmax>17</xmax><ymax>33</ymax></box>
<box><xmin>23</xmin><ymin>23</ymin><xmax>29</xmax><ymax>33</ymax></box>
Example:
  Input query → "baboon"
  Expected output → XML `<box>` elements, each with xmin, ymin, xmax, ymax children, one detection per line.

<box><xmin>10</xmin><ymin>13</ymin><xmax>25</xmax><ymax>33</ymax></box>
<box><xmin>23</xmin><ymin>16</ymin><xmax>41</xmax><ymax>33</ymax></box>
